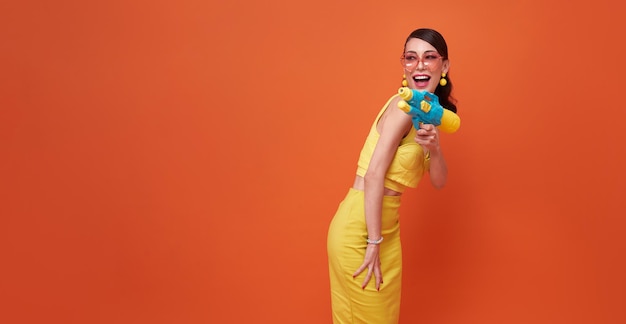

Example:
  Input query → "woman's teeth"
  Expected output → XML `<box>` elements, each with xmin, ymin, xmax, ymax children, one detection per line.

<box><xmin>413</xmin><ymin>76</ymin><xmax>430</xmax><ymax>82</ymax></box>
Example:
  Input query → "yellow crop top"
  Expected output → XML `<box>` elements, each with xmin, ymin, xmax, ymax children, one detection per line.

<box><xmin>356</xmin><ymin>95</ymin><xmax>430</xmax><ymax>193</ymax></box>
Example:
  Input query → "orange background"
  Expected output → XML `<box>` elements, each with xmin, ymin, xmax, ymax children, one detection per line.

<box><xmin>2</xmin><ymin>0</ymin><xmax>626</xmax><ymax>323</ymax></box>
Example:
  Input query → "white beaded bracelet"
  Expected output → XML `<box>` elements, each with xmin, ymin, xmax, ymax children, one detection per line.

<box><xmin>366</xmin><ymin>237</ymin><xmax>384</xmax><ymax>245</ymax></box>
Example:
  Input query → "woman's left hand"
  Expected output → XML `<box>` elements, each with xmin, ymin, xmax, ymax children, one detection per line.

<box><xmin>414</xmin><ymin>123</ymin><xmax>440</xmax><ymax>152</ymax></box>
<box><xmin>415</xmin><ymin>123</ymin><xmax>448</xmax><ymax>189</ymax></box>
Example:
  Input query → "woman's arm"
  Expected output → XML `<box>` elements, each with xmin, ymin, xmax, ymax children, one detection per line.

<box><xmin>353</xmin><ymin>97</ymin><xmax>413</xmax><ymax>290</ymax></box>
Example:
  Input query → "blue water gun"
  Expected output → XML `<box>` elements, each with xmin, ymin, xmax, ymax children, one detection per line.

<box><xmin>397</xmin><ymin>87</ymin><xmax>461</xmax><ymax>133</ymax></box>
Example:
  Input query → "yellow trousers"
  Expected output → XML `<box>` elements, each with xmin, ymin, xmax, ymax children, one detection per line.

<box><xmin>327</xmin><ymin>188</ymin><xmax>402</xmax><ymax>324</ymax></box>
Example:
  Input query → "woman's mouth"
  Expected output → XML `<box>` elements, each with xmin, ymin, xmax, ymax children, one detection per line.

<box><xmin>412</xmin><ymin>75</ymin><xmax>430</xmax><ymax>88</ymax></box>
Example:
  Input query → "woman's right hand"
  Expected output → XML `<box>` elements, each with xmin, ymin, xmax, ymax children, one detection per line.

<box><xmin>353</xmin><ymin>244</ymin><xmax>383</xmax><ymax>291</ymax></box>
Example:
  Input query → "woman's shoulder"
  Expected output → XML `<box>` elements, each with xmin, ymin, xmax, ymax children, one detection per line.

<box><xmin>384</xmin><ymin>94</ymin><xmax>402</xmax><ymax>108</ymax></box>
<box><xmin>377</xmin><ymin>95</ymin><xmax>412</xmax><ymax>136</ymax></box>
<box><xmin>384</xmin><ymin>94</ymin><xmax>411</xmax><ymax>121</ymax></box>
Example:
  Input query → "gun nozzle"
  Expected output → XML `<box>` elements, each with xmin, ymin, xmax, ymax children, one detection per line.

<box><xmin>397</xmin><ymin>87</ymin><xmax>413</xmax><ymax>101</ymax></box>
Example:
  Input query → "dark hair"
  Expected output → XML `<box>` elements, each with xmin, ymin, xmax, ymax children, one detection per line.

<box><xmin>404</xmin><ymin>28</ymin><xmax>457</xmax><ymax>113</ymax></box>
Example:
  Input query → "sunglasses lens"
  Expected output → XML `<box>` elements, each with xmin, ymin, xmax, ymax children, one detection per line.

<box><xmin>401</xmin><ymin>54</ymin><xmax>419</xmax><ymax>70</ymax></box>
<box><xmin>401</xmin><ymin>52</ymin><xmax>442</xmax><ymax>71</ymax></box>
<box><xmin>423</xmin><ymin>53</ymin><xmax>441</xmax><ymax>66</ymax></box>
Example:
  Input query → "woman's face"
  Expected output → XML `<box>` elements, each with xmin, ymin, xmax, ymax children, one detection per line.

<box><xmin>401</xmin><ymin>38</ymin><xmax>449</xmax><ymax>93</ymax></box>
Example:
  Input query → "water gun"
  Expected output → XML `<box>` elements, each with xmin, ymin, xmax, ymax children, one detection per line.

<box><xmin>397</xmin><ymin>87</ymin><xmax>461</xmax><ymax>133</ymax></box>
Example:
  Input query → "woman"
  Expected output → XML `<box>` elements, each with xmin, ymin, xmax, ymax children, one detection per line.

<box><xmin>327</xmin><ymin>28</ymin><xmax>457</xmax><ymax>323</ymax></box>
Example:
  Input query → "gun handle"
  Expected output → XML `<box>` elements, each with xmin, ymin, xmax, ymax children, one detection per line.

<box><xmin>439</xmin><ymin>110</ymin><xmax>461</xmax><ymax>133</ymax></box>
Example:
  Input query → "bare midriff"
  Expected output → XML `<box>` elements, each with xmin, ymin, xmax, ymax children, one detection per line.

<box><xmin>352</xmin><ymin>175</ymin><xmax>402</xmax><ymax>196</ymax></box>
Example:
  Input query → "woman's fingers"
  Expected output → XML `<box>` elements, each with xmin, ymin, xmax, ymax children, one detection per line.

<box><xmin>374</xmin><ymin>265</ymin><xmax>383</xmax><ymax>291</ymax></box>
<box><xmin>353</xmin><ymin>263</ymin><xmax>367</xmax><ymax>278</ymax></box>
<box><xmin>415</xmin><ymin>124</ymin><xmax>439</xmax><ymax>149</ymax></box>
<box><xmin>361</xmin><ymin>266</ymin><xmax>373</xmax><ymax>289</ymax></box>
<box><xmin>354</xmin><ymin>245</ymin><xmax>383</xmax><ymax>290</ymax></box>
<box><xmin>419</xmin><ymin>123</ymin><xmax>435</xmax><ymax>131</ymax></box>
<box><xmin>356</xmin><ymin>264</ymin><xmax>384</xmax><ymax>290</ymax></box>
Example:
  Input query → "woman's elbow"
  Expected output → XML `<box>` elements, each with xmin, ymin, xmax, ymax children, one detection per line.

<box><xmin>364</xmin><ymin>170</ymin><xmax>385</xmax><ymax>184</ymax></box>
<box><xmin>430</xmin><ymin>176</ymin><xmax>447</xmax><ymax>189</ymax></box>
<box><xmin>432</xmin><ymin>181</ymin><xmax>446</xmax><ymax>190</ymax></box>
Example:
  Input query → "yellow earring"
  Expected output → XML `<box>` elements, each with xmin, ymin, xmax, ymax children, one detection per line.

<box><xmin>439</xmin><ymin>73</ymin><xmax>447</xmax><ymax>87</ymax></box>
<box><xmin>402</xmin><ymin>75</ymin><xmax>408</xmax><ymax>87</ymax></box>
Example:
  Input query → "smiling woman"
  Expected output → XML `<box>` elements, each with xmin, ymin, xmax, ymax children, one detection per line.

<box><xmin>4</xmin><ymin>0</ymin><xmax>626</xmax><ymax>323</ymax></box>
<box><xmin>326</xmin><ymin>28</ymin><xmax>459</xmax><ymax>324</ymax></box>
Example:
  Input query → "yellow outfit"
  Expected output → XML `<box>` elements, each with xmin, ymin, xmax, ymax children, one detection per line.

<box><xmin>328</xmin><ymin>96</ymin><xmax>430</xmax><ymax>324</ymax></box>
<box><xmin>355</xmin><ymin>95</ymin><xmax>430</xmax><ymax>193</ymax></box>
